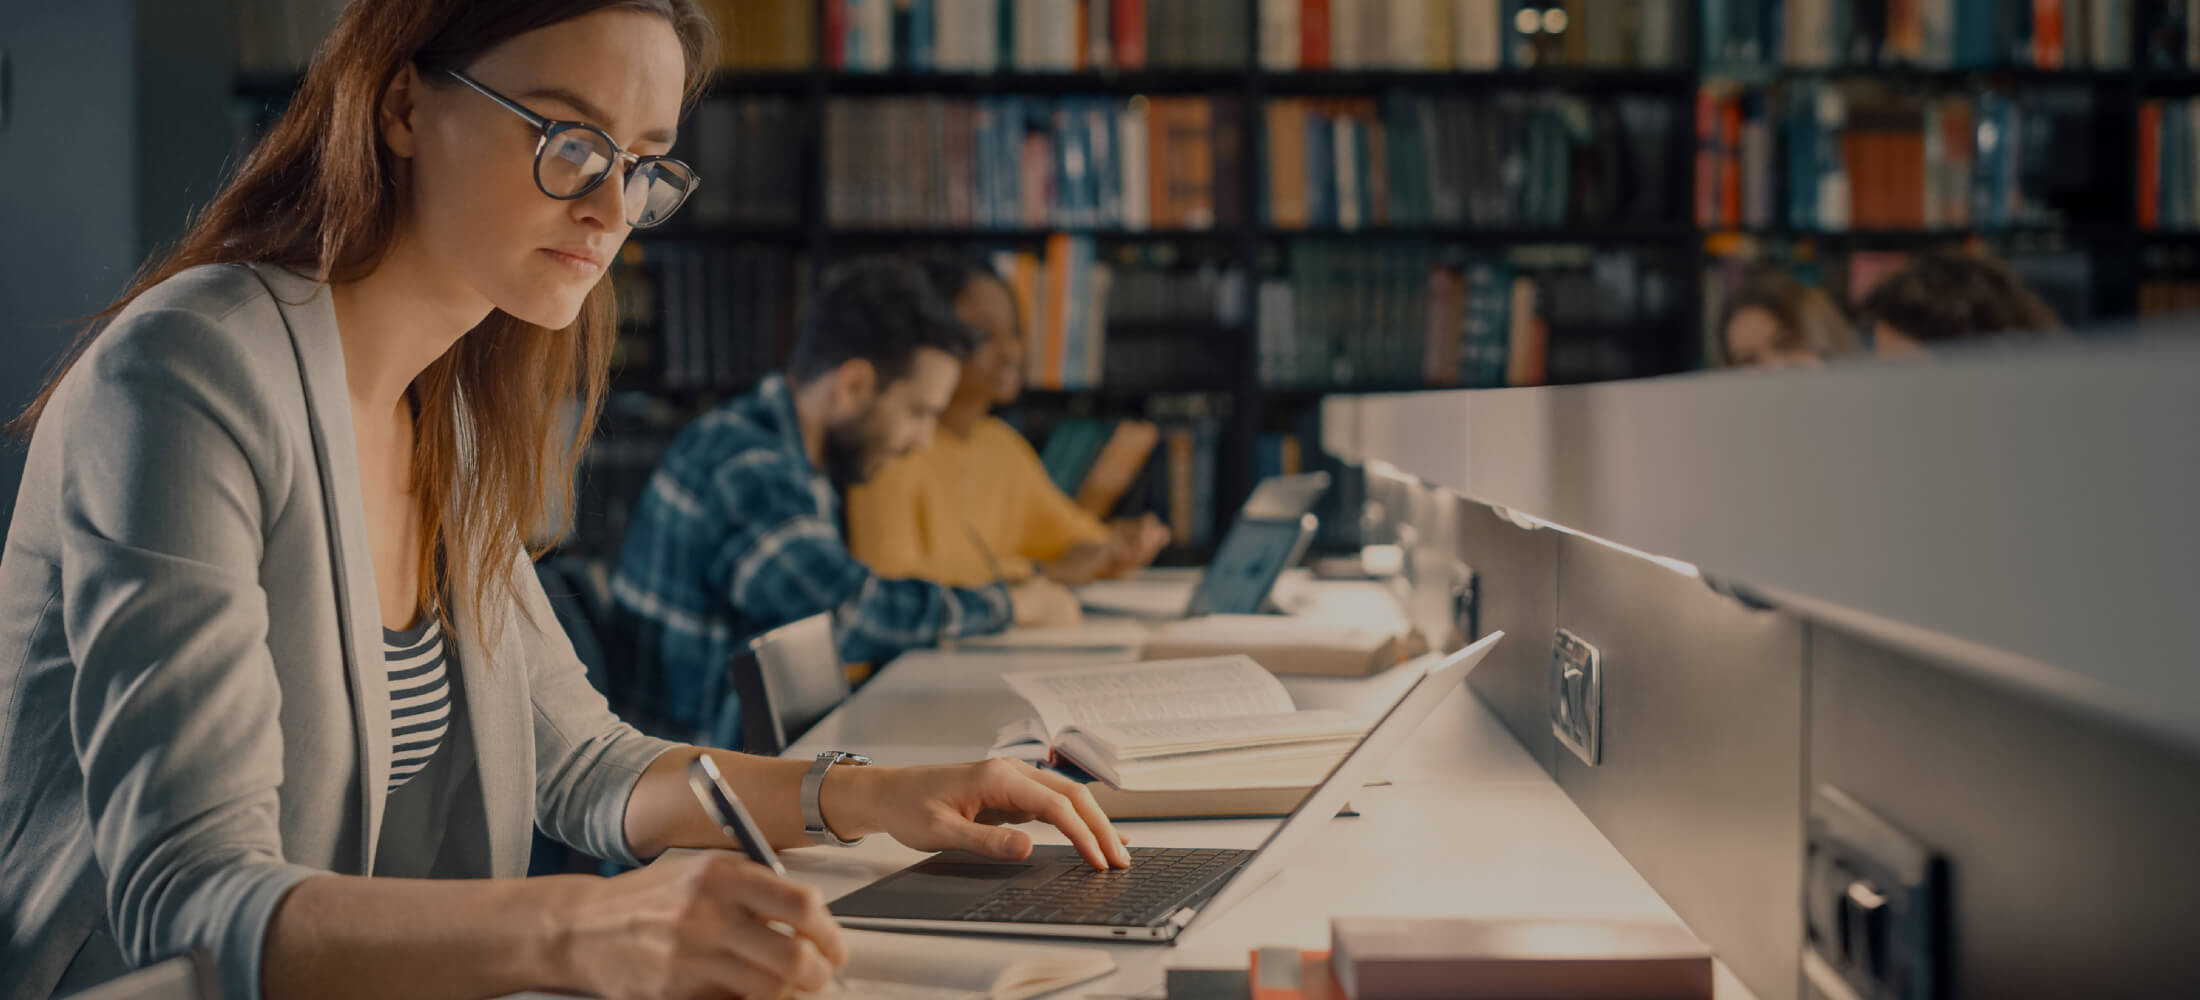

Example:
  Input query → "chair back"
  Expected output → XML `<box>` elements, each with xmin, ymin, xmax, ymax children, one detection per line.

<box><xmin>729</xmin><ymin>613</ymin><xmax>848</xmax><ymax>755</ymax></box>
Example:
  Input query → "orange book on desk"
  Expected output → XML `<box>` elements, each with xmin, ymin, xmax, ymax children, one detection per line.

<box><xmin>1329</xmin><ymin>916</ymin><xmax>1712</xmax><ymax>999</ymax></box>
<box><xmin>1251</xmin><ymin>948</ymin><xmax>1346</xmax><ymax>1000</ymax></box>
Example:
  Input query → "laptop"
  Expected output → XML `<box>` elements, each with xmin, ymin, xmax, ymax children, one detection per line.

<box><xmin>1078</xmin><ymin>472</ymin><xmax>1332</xmax><ymax>621</ymax></box>
<box><xmin>826</xmin><ymin>630</ymin><xmax>1505</xmax><ymax>942</ymax></box>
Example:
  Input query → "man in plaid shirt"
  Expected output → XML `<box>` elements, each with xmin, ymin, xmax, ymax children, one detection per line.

<box><xmin>609</xmin><ymin>258</ymin><xmax>1080</xmax><ymax>746</ymax></box>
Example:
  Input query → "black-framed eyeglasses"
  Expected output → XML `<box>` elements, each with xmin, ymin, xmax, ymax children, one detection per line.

<box><xmin>438</xmin><ymin>66</ymin><xmax>699</xmax><ymax>229</ymax></box>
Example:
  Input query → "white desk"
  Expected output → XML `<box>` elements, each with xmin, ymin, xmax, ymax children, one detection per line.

<box><xmin>780</xmin><ymin>642</ymin><xmax>1759</xmax><ymax>998</ymax></box>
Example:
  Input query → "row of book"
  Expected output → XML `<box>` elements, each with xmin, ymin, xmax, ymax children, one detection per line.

<box><xmin>1258</xmin><ymin>0</ymin><xmax>1686</xmax><ymax>71</ymax></box>
<box><xmin>1257</xmin><ymin>243</ymin><xmax>1686</xmax><ymax>387</ymax></box>
<box><xmin>2143</xmin><ymin>1</ymin><xmax>2200</xmax><ymax>67</ymax></box>
<box><xmin>827</xmin><ymin>0</ymin><xmax>1247</xmax><ymax>72</ymax></box>
<box><xmin>736</xmin><ymin>0</ymin><xmax>1688</xmax><ymax>73</ymax></box>
<box><xmin>1705</xmin><ymin>0</ymin><xmax>2137</xmax><ymax>70</ymax></box>
<box><xmin>2141</xmin><ymin>98</ymin><xmax>2200</xmax><ymax>229</ymax></box>
<box><xmin>1032</xmin><ymin>416</ymin><xmax>1222</xmax><ymax>546</ymax></box>
<box><xmin>822</xmin><ymin>96</ymin><xmax>1243</xmax><ymax>230</ymax></box>
<box><xmin>684</xmin><ymin>98</ymin><xmax>806</xmax><ymax>227</ymax></box>
<box><xmin>703</xmin><ymin>0</ymin><xmax>816</xmax><ymax>70</ymax></box>
<box><xmin>616</xmin><ymin>235</ymin><xmax>1252</xmax><ymax>395</ymax></box>
<box><xmin>1263</xmin><ymin>94</ymin><xmax>1678</xmax><ymax>230</ymax></box>
<box><xmin>2140</xmin><ymin>275</ymin><xmax>2200</xmax><ymax>314</ymax></box>
<box><xmin>615</xmin><ymin>244</ymin><xmax>811</xmax><ymax>393</ymax></box>
<box><xmin>993</xmin><ymin>236</ymin><xmax>1111</xmax><ymax>390</ymax></box>
<box><xmin>1697</xmin><ymin>83</ymin><xmax>2092</xmax><ymax>230</ymax></box>
<box><xmin>996</xmin><ymin>240</ymin><xmax>1260</xmax><ymax>390</ymax></box>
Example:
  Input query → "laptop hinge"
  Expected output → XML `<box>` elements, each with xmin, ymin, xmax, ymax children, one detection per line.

<box><xmin>1167</xmin><ymin>907</ymin><xmax>1199</xmax><ymax>929</ymax></box>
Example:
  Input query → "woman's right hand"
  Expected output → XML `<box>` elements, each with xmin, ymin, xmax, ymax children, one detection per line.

<box><xmin>554</xmin><ymin>851</ymin><xmax>847</xmax><ymax>1000</ymax></box>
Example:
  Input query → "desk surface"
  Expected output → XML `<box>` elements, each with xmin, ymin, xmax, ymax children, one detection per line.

<box><xmin>780</xmin><ymin>640</ymin><xmax>1758</xmax><ymax>998</ymax></box>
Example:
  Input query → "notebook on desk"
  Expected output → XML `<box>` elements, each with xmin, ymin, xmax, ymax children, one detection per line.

<box><xmin>825</xmin><ymin>632</ymin><xmax>1505</xmax><ymax>943</ymax></box>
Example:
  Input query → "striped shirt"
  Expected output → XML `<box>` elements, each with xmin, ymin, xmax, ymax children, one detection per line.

<box><xmin>384</xmin><ymin>617</ymin><xmax>452</xmax><ymax>792</ymax></box>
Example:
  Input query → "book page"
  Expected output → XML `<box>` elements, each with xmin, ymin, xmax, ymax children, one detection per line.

<box><xmin>804</xmin><ymin>929</ymin><xmax>1114</xmax><ymax>1000</ymax></box>
<box><xmin>1004</xmin><ymin>656</ymin><xmax>1296</xmax><ymax>740</ymax></box>
<box><xmin>953</xmin><ymin>620</ymin><xmax>1151</xmax><ymax>651</ymax></box>
<box><xmin>1073</xmin><ymin>709</ymin><xmax>1369</xmax><ymax>759</ymax></box>
<box><xmin>1152</xmin><ymin>614</ymin><xmax>1398</xmax><ymax>649</ymax></box>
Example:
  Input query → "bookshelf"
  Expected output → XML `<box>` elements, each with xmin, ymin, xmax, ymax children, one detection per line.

<box><xmin>228</xmin><ymin>0</ymin><xmax>2193</xmax><ymax>563</ymax></box>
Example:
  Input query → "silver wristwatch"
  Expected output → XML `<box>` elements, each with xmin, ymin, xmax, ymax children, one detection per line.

<box><xmin>801</xmin><ymin>750</ymin><xmax>872</xmax><ymax>847</ymax></box>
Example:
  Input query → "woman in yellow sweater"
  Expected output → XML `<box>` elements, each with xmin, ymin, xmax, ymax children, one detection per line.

<box><xmin>847</xmin><ymin>254</ymin><xmax>1170</xmax><ymax>587</ymax></box>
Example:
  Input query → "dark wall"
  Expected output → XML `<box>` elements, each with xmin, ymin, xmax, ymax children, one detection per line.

<box><xmin>0</xmin><ymin>0</ymin><xmax>232</xmax><ymax>539</ymax></box>
<box><xmin>0</xmin><ymin>1</ymin><xmax>140</xmax><ymax>534</ymax></box>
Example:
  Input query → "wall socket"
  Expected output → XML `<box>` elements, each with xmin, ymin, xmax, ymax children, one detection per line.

<box><xmin>1550</xmin><ymin>629</ymin><xmax>1603</xmax><ymax>766</ymax></box>
<box><xmin>1804</xmin><ymin>786</ymin><xmax>1946</xmax><ymax>1000</ymax></box>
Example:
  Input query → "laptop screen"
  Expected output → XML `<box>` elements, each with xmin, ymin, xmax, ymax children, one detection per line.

<box><xmin>1184</xmin><ymin>516</ymin><xmax>1314</xmax><ymax>617</ymax></box>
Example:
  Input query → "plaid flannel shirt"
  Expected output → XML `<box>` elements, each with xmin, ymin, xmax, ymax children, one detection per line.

<box><xmin>607</xmin><ymin>374</ymin><xmax>1013</xmax><ymax>746</ymax></box>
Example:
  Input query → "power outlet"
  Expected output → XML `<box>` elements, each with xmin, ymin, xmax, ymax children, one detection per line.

<box><xmin>1549</xmin><ymin>629</ymin><xmax>1602</xmax><ymax>766</ymax></box>
<box><xmin>1804</xmin><ymin>786</ymin><xmax>1946</xmax><ymax>1000</ymax></box>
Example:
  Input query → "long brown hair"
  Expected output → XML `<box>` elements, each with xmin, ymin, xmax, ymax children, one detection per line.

<box><xmin>8</xmin><ymin>0</ymin><xmax>717</xmax><ymax>644</ymax></box>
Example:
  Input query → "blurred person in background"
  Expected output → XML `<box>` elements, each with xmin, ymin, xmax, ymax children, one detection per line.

<box><xmin>1719</xmin><ymin>265</ymin><xmax>1858</xmax><ymax>368</ymax></box>
<box><xmin>1860</xmin><ymin>248</ymin><xmax>2063</xmax><ymax>358</ymax></box>
<box><xmin>847</xmin><ymin>251</ymin><xmax>1171</xmax><ymax>589</ymax></box>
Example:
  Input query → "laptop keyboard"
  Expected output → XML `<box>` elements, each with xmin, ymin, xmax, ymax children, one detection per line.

<box><xmin>952</xmin><ymin>847</ymin><xmax>1255</xmax><ymax>926</ymax></box>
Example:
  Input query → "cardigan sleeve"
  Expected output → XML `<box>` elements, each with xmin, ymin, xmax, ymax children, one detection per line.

<box><xmin>512</xmin><ymin>549</ymin><xmax>680</xmax><ymax>866</ymax></box>
<box><xmin>54</xmin><ymin>307</ymin><xmax>323</xmax><ymax>1000</ymax></box>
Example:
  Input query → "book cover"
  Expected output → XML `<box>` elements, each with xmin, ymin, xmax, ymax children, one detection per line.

<box><xmin>1213</xmin><ymin>96</ymin><xmax>1247</xmax><ymax>227</ymax></box>
<box><xmin>1420</xmin><ymin>263</ymin><xmax>1465</xmax><ymax>387</ymax></box>
<box><xmin>1077</xmin><ymin>420</ymin><xmax>1160</xmax><ymax>515</ymax></box>
<box><xmin>1302</xmin><ymin>0</ymin><xmax>1334</xmax><ymax>68</ymax></box>
<box><xmin>2141</xmin><ymin>100</ymin><xmax>2162</xmax><ymax>229</ymax></box>
<box><xmin>1504</xmin><ymin>273</ymin><xmax>1545</xmax><ymax>387</ymax></box>
<box><xmin>1114</xmin><ymin>0</ymin><xmax>1147</xmax><ymax>68</ymax></box>
<box><xmin>1454</xmin><ymin>0</ymin><xmax>1502</xmax><ymax>68</ymax></box>
<box><xmin>1090</xmin><ymin>101</ymin><xmax>1121</xmax><ymax>226</ymax></box>
<box><xmin>1120</xmin><ymin>99</ymin><xmax>1152</xmax><ymax>229</ymax></box>
<box><xmin>1329</xmin><ymin>917</ymin><xmax>1712</xmax><ymax>1000</ymax></box>
<box><xmin>1145</xmin><ymin>98</ymin><xmax>1179</xmax><ymax>228</ymax></box>
<box><xmin>1250</xmin><ymin>949</ymin><xmax>1346</xmax><ymax>1000</ymax></box>
<box><xmin>1305</xmin><ymin>106</ymin><xmax>1337</xmax><ymax>227</ymax></box>
<box><xmin>1266</xmin><ymin>99</ymin><xmax>1311</xmax><ymax>227</ymax></box>
<box><xmin>1167</xmin><ymin>98</ymin><xmax>1218</xmax><ymax>228</ymax></box>
<box><xmin>2033</xmin><ymin>0</ymin><xmax>2064</xmax><ymax>66</ymax></box>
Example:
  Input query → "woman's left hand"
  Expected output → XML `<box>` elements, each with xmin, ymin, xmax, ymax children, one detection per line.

<box><xmin>820</xmin><ymin>758</ymin><xmax>1132</xmax><ymax>870</ymax></box>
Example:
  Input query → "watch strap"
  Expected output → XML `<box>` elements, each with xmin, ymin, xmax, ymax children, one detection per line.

<box><xmin>801</xmin><ymin>751</ymin><xmax>870</xmax><ymax>847</ymax></box>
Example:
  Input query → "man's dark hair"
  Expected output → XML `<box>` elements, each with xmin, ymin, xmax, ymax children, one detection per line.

<box><xmin>786</xmin><ymin>256</ymin><xmax>982</xmax><ymax>386</ymax></box>
<box><xmin>1859</xmin><ymin>249</ymin><xmax>2062</xmax><ymax>344</ymax></box>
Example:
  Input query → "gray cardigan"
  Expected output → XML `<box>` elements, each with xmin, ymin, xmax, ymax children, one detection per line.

<box><xmin>0</xmin><ymin>263</ymin><xmax>677</xmax><ymax>999</ymax></box>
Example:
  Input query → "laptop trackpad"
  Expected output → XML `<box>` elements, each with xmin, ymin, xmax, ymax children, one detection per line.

<box><xmin>831</xmin><ymin>848</ymin><xmax>1080</xmax><ymax>920</ymax></box>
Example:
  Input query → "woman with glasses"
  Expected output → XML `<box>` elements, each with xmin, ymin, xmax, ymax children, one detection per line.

<box><xmin>0</xmin><ymin>3</ymin><xmax>1126</xmax><ymax>999</ymax></box>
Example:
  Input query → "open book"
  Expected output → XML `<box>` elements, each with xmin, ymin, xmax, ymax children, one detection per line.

<box><xmin>805</xmin><ymin>930</ymin><xmax>1114</xmax><ymax>999</ymax></box>
<box><xmin>997</xmin><ymin>656</ymin><xmax>1367</xmax><ymax>792</ymax></box>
